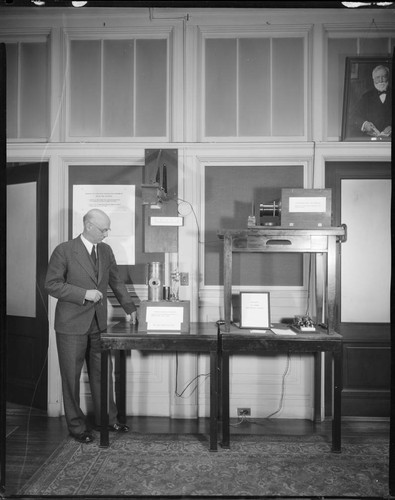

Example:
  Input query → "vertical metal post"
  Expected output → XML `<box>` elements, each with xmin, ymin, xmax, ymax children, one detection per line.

<box><xmin>223</xmin><ymin>234</ymin><xmax>232</xmax><ymax>332</ymax></box>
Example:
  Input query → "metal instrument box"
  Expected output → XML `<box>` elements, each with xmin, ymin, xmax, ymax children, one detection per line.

<box><xmin>281</xmin><ymin>188</ymin><xmax>332</xmax><ymax>228</ymax></box>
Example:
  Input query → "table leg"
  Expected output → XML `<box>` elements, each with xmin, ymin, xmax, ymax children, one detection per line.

<box><xmin>332</xmin><ymin>349</ymin><xmax>342</xmax><ymax>453</ymax></box>
<box><xmin>100</xmin><ymin>349</ymin><xmax>109</xmax><ymax>448</ymax></box>
<box><xmin>327</xmin><ymin>237</ymin><xmax>336</xmax><ymax>334</ymax></box>
<box><xmin>314</xmin><ymin>352</ymin><xmax>322</xmax><ymax>423</ymax></box>
<box><xmin>116</xmin><ymin>350</ymin><xmax>127</xmax><ymax>424</ymax></box>
<box><xmin>221</xmin><ymin>352</ymin><xmax>230</xmax><ymax>448</ymax></box>
<box><xmin>209</xmin><ymin>351</ymin><xmax>218</xmax><ymax>452</ymax></box>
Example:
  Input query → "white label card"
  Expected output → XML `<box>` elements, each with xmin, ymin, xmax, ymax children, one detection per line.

<box><xmin>240</xmin><ymin>292</ymin><xmax>270</xmax><ymax>329</ymax></box>
<box><xmin>289</xmin><ymin>197</ymin><xmax>326</xmax><ymax>213</ymax></box>
<box><xmin>150</xmin><ymin>216</ymin><xmax>184</xmax><ymax>226</ymax></box>
<box><xmin>146</xmin><ymin>306</ymin><xmax>184</xmax><ymax>331</ymax></box>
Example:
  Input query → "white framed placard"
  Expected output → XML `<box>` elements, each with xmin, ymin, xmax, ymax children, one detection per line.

<box><xmin>240</xmin><ymin>292</ymin><xmax>271</xmax><ymax>329</ymax></box>
<box><xmin>146</xmin><ymin>306</ymin><xmax>184</xmax><ymax>332</ymax></box>
<box><xmin>72</xmin><ymin>184</ymin><xmax>135</xmax><ymax>265</ymax></box>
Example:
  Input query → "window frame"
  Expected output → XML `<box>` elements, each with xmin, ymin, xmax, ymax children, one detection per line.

<box><xmin>198</xmin><ymin>25</ymin><xmax>310</xmax><ymax>142</ymax></box>
<box><xmin>63</xmin><ymin>26</ymin><xmax>182</xmax><ymax>142</ymax></box>
<box><xmin>1</xmin><ymin>31</ymin><xmax>51</xmax><ymax>142</ymax></box>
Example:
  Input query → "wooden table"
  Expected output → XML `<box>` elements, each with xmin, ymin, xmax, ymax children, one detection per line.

<box><xmin>220</xmin><ymin>325</ymin><xmax>343</xmax><ymax>453</ymax></box>
<box><xmin>100</xmin><ymin>321</ymin><xmax>219</xmax><ymax>451</ymax></box>
<box><xmin>217</xmin><ymin>227</ymin><xmax>346</xmax><ymax>334</ymax></box>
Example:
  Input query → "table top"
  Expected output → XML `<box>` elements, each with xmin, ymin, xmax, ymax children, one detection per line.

<box><xmin>218</xmin><ymin>227</ymin><xmax>346</xmax><ymax>237</ymax></box>
<box><xmin>101</xmin><ymin>320</ymin><xmax>219</xmax><ymax>351</ymax></box>
<box><xmin>220</xmin><ymin>324</ymin><xmax>342</xmax><ymax>352</ymax></box>
<box><xmin>101</xmin><ymin>320</ymin><xmax>342</xmax><ymax>352</ymax></box>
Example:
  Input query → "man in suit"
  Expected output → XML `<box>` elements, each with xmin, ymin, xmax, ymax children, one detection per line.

<box><xmin>45</xmin><ymin>208</ymin><xmax>137</xmax><ymax>443</ymax></box>
<box><xmin>350</xmin><ymin>64</ymin><xmax>391</xmax><ymax>139</ymax></box>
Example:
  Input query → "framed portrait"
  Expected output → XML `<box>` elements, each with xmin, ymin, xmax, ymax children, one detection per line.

<box><xmin>341</xmin><ymin>56</ymin><xmax>392</xmax><ymax>142</ymax></box>
<box><xmin>239</xmin><ymin>292</ymin><xmax>271</xmax><ymax>330</ymax></box>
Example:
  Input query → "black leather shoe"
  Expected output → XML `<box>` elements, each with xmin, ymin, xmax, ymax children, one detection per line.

<box><xmin>72</xmin><ymin>431</ymin><xmax>94</xmax><ymax>443</ymax></box>
<box><xmin>108</xmin><ymin>423</ymin><xmax>129</xmax><ymax>433</ymax></box>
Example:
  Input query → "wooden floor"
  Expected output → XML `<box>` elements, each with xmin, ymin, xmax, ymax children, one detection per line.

<box><xmin>2</xmin><ymin>403</ymin><xmax>391</xmax><ymax>500</ymax></box>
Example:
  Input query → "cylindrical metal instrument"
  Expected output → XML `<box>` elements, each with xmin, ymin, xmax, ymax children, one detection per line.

<box><xmin>147</xmin><ymin>262</ymin><xmax>163</xmax><ymax>301</ymax></box>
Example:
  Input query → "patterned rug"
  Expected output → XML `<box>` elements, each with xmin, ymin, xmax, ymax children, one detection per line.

<box><xmin>19</xmin><ymin>432</ymin><xmax>389</xmax><ymax>498</ymax></box>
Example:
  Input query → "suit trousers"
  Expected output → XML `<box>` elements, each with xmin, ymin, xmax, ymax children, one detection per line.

<box><xmin>56</xmin><ymin>316</ymin><xmax>118</xmax><ymax>436</ymax></box>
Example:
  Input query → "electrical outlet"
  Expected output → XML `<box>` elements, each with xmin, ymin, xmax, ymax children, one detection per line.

<box><xmin>237</xmin><ymin>407</ymin><xmax>251</xmax><ymax>417</ymax></box>
<box><xmin>179</xmin><ymin>272</ymin><xmax>189</xmax><ymax>286</ymax></box>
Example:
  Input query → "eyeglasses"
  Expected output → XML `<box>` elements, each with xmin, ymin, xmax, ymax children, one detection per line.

<box><xmin>90</xmin><ymin>222</ymin><xmax>111</xmax><ymax>234</ymax></box>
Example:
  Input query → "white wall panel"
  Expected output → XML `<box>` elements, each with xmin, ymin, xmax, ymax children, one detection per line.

<box><xmin>6</xmin><ymin>182</ymin><xmax>36</xmax><ymax>317</ymax></box>
<box><xmin>341</xmin><ymin>178</ymin><xmax>391</xmax><ymax>323</ymax></box>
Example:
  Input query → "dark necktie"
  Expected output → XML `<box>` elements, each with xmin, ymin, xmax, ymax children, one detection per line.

<box><xmin>91</xmin><ymin>245</ymin><xmax>97</xmax><ymax>266</ymax></box>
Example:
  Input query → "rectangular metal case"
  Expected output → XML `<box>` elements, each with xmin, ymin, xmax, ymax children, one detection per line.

<box><xmin>281</xmin><ymin>188</ymin><xmax>332</xmax><ymax>228</ymax></box>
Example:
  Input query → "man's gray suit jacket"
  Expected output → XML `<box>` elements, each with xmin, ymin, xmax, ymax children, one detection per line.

<box><xmin>45</xmin><ymin>236</ymin><xmax>136</xmax><ymax>334</ymax></box>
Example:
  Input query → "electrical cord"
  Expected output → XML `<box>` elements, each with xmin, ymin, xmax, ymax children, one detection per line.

<box><xmin>176</xmin><ymin>196</ymin><xmax>201</xmax><ymax>244</ymax></box>
<box><xmin>174</xmin><ymin>352</ymin><xmax>209</xmax><ymax>399</ymax></box>
<box><xmin>305</xmin><ymin>254</ymin><xmax>313</xmax><ymax>318</ymax></box>
<box><xmin>263</xmin><ymin>352</ymin><xmax>291</xmax><ymax>419</ymax></box>
<box><xmin>230</xmin><ymin>414</ymin><xmax>250</xmax><ymax>427</ymax></box>
<box><xmin>230</xmin><ymin>353</ymin><xmax>291</xmax><ymax>426</ymax></box>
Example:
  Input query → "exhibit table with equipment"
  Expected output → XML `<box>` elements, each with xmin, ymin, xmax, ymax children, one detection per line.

<box><xmin>217</xmin><ymin>224</ymin><xmax>346</xmax><ymax>453</ymax></box>
<box><xmin>218</xmin><ymin>226</ymin><xmax>347</xmax><ymax>334</ymax></box>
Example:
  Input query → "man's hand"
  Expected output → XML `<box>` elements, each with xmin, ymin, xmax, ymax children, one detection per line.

<box><xmin>85</xmin><ymin>289</ymin><xmax>103</xmax><ymax>303</ymax></box>
<box><xmin>362</xmin><ymin>121</ymin><xmax>380</xmax><ymax>137</ymax></box>
<box><xmin>126</xmin><ymin>311</ymin><xmax>137</xmax><ymax>324</ymax></box>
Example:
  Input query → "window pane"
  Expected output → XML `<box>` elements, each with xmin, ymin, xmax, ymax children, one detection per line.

<box><xmin>272</xmin><ymin>38</ymin><xmax>304</xmax><ymax>136</ymax></box>
<box><xmin>205</xmin><ymin>39</ymin><xmax>237</xmax><ymax>136</ymax></box>
<box><xmin>69</xmin><ymin>40</ymin><xmax>101</xmax><ymax>136</ymax></box>
<box><xmin>205</xmin><ymin>165</ymin><xmax>304</xmax><ymax>286</ymax></box>
<box><xmin>135</xmin><ymin>39</ymin><xmax>167</xmax><ymax>137</ymax></box>
<box><xmin>6</xmin><ymin>43</ymin><xmax>18</xmax><ymax>138</ymax></box>
<box><xmin>327</xmin><ymin>38</ymin><xmax>357</xmax><ymax>139</ymax></box>
<box><xmin>20</xmin><ymin>42</ymin><xmax>48</xmax><ymax>138</ymax></box>
<box><xmin>103</xmin><ymin>40</ymin><xmax>134</xmax><ymax>137</ymax></box>
<box><xmin>239</xmin><ymin>38</ymin><xmax>271</xmax><ymax>136</ymax></box>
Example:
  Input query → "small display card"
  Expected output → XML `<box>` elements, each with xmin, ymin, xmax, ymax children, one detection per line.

<box><xmin>146</xmin><ymin>306</ymin><xmax>184</xmax><ymax>332</ymax></box>
<box><xmin>240</xmin><ymin>292</ymin><xmax>270</xmax><ymax>330</ymax></box>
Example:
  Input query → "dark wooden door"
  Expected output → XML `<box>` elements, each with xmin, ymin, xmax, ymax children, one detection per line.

<box><xmin>326</xmin><ymin>161</ymin><xmax>391</xmax><ymax>417</ymax></box>
<box><xmin>6</xmin><ymin>162</ymin><xmax>48</xmax><ymax>410</ymax></box>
